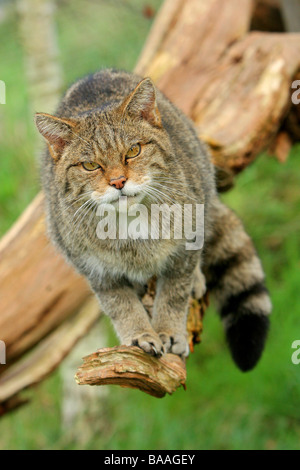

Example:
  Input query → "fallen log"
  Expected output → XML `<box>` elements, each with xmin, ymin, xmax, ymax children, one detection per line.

<box><xmin>1</xmin><ymin>0</ymin><xmax>300</xmax><ymax>410</ymax></box>
<box><xmin>138</xmin><ymin>0</ymin><xmax>300</xmax><ymax>170</ymax></box>
<box><xmin>0</xmin><ymin>297</ymin><xmax>100</xmax><ymax>415</ymax></box>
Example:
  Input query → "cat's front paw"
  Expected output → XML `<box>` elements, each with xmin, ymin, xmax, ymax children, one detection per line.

<box><xmin>158</xmin><ymin>332</ymin><xmax>189</xmax><ymax>358</ymax></box>
<box><xmin>131</xmin><ymin>332</ymin><xmax>165</xmax><ymax>358</ymax></box>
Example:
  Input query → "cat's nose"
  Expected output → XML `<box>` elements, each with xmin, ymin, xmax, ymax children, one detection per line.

<box><xmin>109</xmin><ymin>175</ymin><xmax>127</xmax><ymax>190</ymax></box>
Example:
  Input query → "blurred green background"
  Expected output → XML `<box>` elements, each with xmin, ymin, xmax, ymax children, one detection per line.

<box><xmin>0</xmin><ymin>0</ymin><xmax>300</xmax><ymax>450</ymax></box>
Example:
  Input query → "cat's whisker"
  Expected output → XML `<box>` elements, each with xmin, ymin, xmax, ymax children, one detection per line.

<box><xmin>150</xmin><ymin>178</ymin><xmax>198</xmax><ymax>202</ymax></box>
<box><xmin>151</xmin><ymin>174</ymin><xmax>188</xmax><ymax>184</ymax></box>
<box><xmin>143</xmin><ymin>187</ymin><xmax>164</xmax><ymax>205</ymax></box>
<box><xmin>56</xmin><ymin>195</ymin><xmax>91</xmax><ymax>220</ymax></box>
<box><xmin>146</xmin><ymin>185</ymin><xmax>178</xmax><ymax>205</ymax></box>
<box><xmin>87</xmin><ymin>200</ymin><xmax>99</xmax><ymax>229</ymax></box>
<box><xmin>65</xmin><ymin>190</ymin><xmax>94</xmax><ymax>205</ymax></box>
<box><xmin>156</xmin><ymin>186</ymin><xmax>198</xmax><ymax>203</ymax></box>
<box><xmin>60</xmin><ymin>194</ymin><xmax>94</xmax><ymax>217</ymax></box>
<box><xmin>74</xmin><ymin>201</ymin><xmax>95</xmax><ymax>228</ymax></box>
<box><xmin>70</xmin><ymin>199</ymin><xmax>97</xmax><ymax>254</ymax></box>
<box><xmin>61</xmin><ymin>192</ymin><xmax>95</xmax><ymax>216</ymax></box>
<box><xmin>144</xmin><ymin>184</ymin><xmax>169</xmax><ymax>203</ymax></box>
<box><xmin>70</xmin><ymin>199</ymin><xmax>98</xmax><ymax>244</ymax></box>
<box><xmin>73</xmin><ymin>199</ymin><xmax>94</xmax><ymax>222</ymax></box>
<box><xmin>151</xmin><ymin>176</ymin><xmax>196</xmax><ymax>193</ymax></box>
<box><xmin>148</xmin><ymin>189</ymin><xmax>176</xmax><ymax>205</ymax></box>
<box><xmin>151</xmin><ymin>175</ymin><xmax>193</xmax><ymax>188</ymax></box>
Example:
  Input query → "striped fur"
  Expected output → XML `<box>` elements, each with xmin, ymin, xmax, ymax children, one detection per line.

<box><xmin>203</xmin><ymin>200</ymin><xmax>271</xmax><ymax>371</ymax></box>
<box><xmin>35</xmin><ymin>69</ymin><xmax>271</xmax><ymax>368</ymax></box>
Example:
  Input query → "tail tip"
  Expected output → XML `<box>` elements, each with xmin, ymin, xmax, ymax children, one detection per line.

<box><xmin>226</xmin><ymin>313</ymin><xmax>270</xmax><ymax>372</ymax></box>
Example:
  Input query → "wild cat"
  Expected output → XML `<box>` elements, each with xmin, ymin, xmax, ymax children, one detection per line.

<box><xmin>35</xmin><ymin>69</ymin><xmax>271</xmax><ymax>371</ymax></box>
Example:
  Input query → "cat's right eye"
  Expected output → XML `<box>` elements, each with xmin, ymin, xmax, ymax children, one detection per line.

<box><xmin>82</xmin><ymin>162</ymin><xmax>101</xmax><ymax>171</ymax></box>
<box><xmin>126</xmin><ymin>143</ymin><xmax>141</xmax><ymax>160</ymax></box>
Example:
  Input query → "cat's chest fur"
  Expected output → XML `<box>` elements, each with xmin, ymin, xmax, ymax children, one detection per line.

<box><xmin>78</xmin><ymin>237</ymin><xmax>178</xmax><ymax>285</ymax></box>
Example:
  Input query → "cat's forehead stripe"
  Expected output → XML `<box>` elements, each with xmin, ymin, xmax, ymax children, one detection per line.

<box><xmin>95</xmin><ymin>122</ymin><xmax>124</xmax><ymax>154</ymax></box>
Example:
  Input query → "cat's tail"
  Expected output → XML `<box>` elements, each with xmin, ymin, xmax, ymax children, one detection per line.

<box><xmin>202</xmin><ymin>200</ymin><xmax>272</xmax><ymax>371</ymax></box>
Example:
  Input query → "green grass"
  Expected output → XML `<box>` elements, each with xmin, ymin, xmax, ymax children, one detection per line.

<box><xmin>0</xmin><ymin>12</ymin><xmax>38</xmax><ymax>234</ymax></box>
<box><xmin>1</xmin><ymin>0</ymin><xmax>300</xmax><ymax>451</ymax></box>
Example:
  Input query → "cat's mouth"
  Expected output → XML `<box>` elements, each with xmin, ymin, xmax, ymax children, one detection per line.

<box><xmin>92</xmin><ymin>181</ymin><xmax>148</xmax><ymax>207</ymax></box>
<box><xmin>91</xmin><ymin>189</ymin><xmax>145</xmax><ymax>207</ymax></box>
<box><xmin>112</xmin><ymin>190</ymin><xmax>145</xmax><ymax>206</ymax></box>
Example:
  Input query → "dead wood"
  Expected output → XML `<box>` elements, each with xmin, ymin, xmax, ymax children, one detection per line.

<box><xmin>75</xmin><ymin>290</ymin><xmax>207</xmax><ymax>397</ymax></box>
<box><xmin>0</xmin><ymin>297</ymin><xmax>100</xmax><ymax>405</ymax></box>
<box><xmin>75</xmin><ymin>346</ymin><xmax>187</xmax><ymax>398</ymax></box>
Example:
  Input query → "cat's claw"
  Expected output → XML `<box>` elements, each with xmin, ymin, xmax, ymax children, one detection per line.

<box><xmin>158</xmin><ymin>332</ymin><xmax>190</xmax><ymax>358</ymax></box>
<box><xmin>131</xmin><ymin>333</ymin><xmax>165</xmax><ymax>358</ymax></box>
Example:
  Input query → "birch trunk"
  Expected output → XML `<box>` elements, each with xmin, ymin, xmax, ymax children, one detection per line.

<box><xmin>17</xmin><ymin>0</ymin><xmax>62</xmax><ymax>113</ymax></box>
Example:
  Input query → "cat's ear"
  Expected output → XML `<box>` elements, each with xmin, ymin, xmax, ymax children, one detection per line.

<box><xmin>121</xmin><ymin>78</ymin><xmax>162</xmax><ymax>128</ymax></box>
<box><xmin>35</xmin><ymin>112</ymin><xmax>77</xmax><ymax>160</ymax></box>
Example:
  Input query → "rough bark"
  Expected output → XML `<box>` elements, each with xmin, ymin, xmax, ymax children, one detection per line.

<box><xmin>0</xmin><ymin>297</ymin><xmax>100</xmax><ymax>416</ymax></box>
<box><xmin>0</xmin><ymin>193</ymin><xmax>91</xmax><ymax>363</ymax></box>
<box><xmin>137</xmin><ymin>0</ymin><xmax>300</xmax><ymax>170</ymax></box>
<box><xmin>75</xmin><ymin>346</ymin><xmax>187</xmax><ymax>398</ymax></box>
<box><xmin>1</xmin><ymin>0</ymin><xmax>300</xmax><ymax>410</ymax></box>
<box><xmin>74</xmin><ymin>291</ymin><xmax>207</xmax><ymax>398</ymax></box>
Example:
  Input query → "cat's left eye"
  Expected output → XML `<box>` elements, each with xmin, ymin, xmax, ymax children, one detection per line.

<box><xmin>82</xmin><ymin>162</ymin><xmax>101</xmax><ymax>171</ymax></box>
<box><xmin>126</xmin><ymin>143</ymin><xmax>141</xmax><ymax>159</ymax></box>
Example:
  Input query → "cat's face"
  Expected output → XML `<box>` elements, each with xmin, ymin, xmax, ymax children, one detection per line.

<box><xmin>35</xmin><ymin>78</ymin><xmax>172</xmax><ymax>210</ymax></box>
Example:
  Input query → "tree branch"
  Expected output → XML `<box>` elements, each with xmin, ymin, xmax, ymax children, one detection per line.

<box><xmin>75</xmin><ymin>346</ymin><xmax>186</xmax><ymax>398</ymax></box>
<box><xmin>74</xmin><ymin>283</ymin><xmax>207</xmax><ymax>397</ymax></box>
